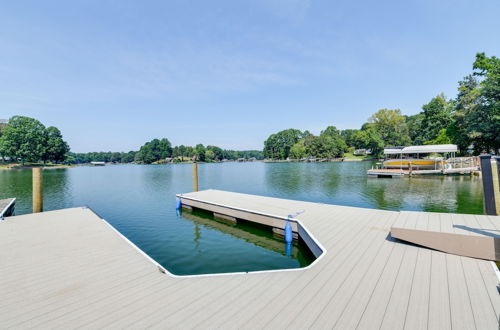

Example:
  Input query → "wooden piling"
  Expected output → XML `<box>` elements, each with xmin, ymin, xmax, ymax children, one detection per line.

<box><xmin>32</xmin><ymin>168</ymin><xmax>43</xmax><ymax>213</ymax></box>
<box><xmin>192</xmin><ymin>162</ymin><xmax>198</xmax><ymax>192</ymax></box>
<box><xmin>480</xmin><ymin>155</ymin><xmax>500</xmax><ymax>215</ymax></box>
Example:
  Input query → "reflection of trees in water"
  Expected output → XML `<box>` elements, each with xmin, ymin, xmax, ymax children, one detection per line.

<box><xmin>43</xmin><ymin>169</ymin><xmax>71</xmax><ymax>209</ymax></box>
<box><xmin>0</xmin><ymin>170</ymin><xmax>41</xmax><ymax>213</ymax></box>
<box><xmin>265</xmin><ymin>163</ymin><xmax>342</xmax><ymax>198</ymax></box>
<box><xmin>140</xmin><ymin>165</ymin><xmax>174</xmax><ymax>193</ymax></box>
<box><xmin>365</xmin><ymin>175</ymin><xmax>483</xmax><ymax>214</ymax></box>
<box><xmin>180</xmin><ymin>209</ymin><xmax>315</xmax><ymax>266</ymax></box>
<box><xmin>265</xmin><ymin>163</ymin><xmax>303</xmax><ymax>195</ymax></box>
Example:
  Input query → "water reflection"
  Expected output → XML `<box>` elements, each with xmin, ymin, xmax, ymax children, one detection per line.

<box><xmin>179</xmin><ymin>208</ymin><xmax>314</xmax><ymax>263</ymax></box>
<box><xmin>365</xmin><ymin>175</ymin><xmax>483</xmax><ymax>213</ymax></box>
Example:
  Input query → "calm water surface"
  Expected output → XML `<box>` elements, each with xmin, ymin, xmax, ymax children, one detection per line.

<box><xmin>0</xmin><ymin>162</ymin><xmax>484</xmax><ymax>274</ymax></box>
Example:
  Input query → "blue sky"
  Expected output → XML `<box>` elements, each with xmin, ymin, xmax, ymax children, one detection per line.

<box><xmin>1</xmin><ymin>0</ymin><xmax>499</xmax><ymax>152</ymax></box>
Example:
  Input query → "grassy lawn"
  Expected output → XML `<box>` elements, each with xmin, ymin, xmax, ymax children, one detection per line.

<box><xmin>343</xmin><ymin>152</ymin><xmax>375</xmax><ymax>160</ymax></box>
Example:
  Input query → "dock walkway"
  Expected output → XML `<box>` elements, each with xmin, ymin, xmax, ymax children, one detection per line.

<box><xmin>1</xmin><ymin>190</ymin><xmax>499</xmax><ymax>329</ymax></box>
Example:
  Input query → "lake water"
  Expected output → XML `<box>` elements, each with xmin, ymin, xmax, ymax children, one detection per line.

<box><xmin>0</xmin><ymin>162</ymin><xmax>484</xmax><ymax>274</ymax></box>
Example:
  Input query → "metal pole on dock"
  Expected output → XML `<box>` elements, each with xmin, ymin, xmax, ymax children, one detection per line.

<box><xmin>32</xmin><ymin>168</ymin><xmax>43</xmax><ymax>213</ymax></box>
<box><xmin>480</xmin><ymin>155</ymin><xmax>500</xmax><ymax>216</ymax></box>
<box><xmin>193</xmin><ymin>162</ymin><xmax>199</xmax><ymax>192</ymax></box>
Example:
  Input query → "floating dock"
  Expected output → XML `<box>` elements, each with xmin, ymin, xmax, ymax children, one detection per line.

<box><xmin>1</xmin><ymin>191</ymin><xmax>499</xmax><ymax>329</ymax></box>
<box><xmin>367</xmin><ymin>166</ymin><xmax>479</xmax><ymax>178</ymax></box>
<box><xmin>0</xmin><ymin>198</ymin><xmax>15</xmax><ymax>218</ymax></box>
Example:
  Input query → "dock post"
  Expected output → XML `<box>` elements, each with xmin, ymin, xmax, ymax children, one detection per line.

<box><xmin>32</xmin><ymin>168</ymin><xmax>43</xmax><ymax>213</ymax></box>
<box><xmin>408</xmin><ymin>162</ymin><xmax>412</xmax><ymax>176</ymax></box>
<box><xmin>193</xmin><ymin>162</ymin><xmax>198</xmax><ymax>192</ymax></box>
<box><xmin>480</xmin><ymin>155</ymin><xmax>500</xmax><ymax>215</ymax></box>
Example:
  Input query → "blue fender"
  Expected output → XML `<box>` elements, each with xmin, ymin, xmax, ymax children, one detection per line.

<box><xmin>285</xmin><ymin>242</ymin><xmax>292</xmax><ymax>256</ymax></box>
<box><xmin>285</xmin><ymin>221</ymin><xmax>293</xmax><ymax>244</ymax></box>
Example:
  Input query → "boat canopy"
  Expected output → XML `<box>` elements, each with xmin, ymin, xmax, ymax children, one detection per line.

<box><xmin>384</xmin><ymin>144</ymin><xmax>458</xmax><ymax>155</ymax></box>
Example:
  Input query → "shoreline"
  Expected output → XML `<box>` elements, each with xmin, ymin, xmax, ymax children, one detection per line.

<box><xmin>0</xmin><ymin>164</ymin><xmax>72</xmax><ymax>170</ymax></box>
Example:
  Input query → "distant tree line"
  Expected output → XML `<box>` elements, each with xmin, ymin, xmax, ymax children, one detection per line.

<box><xmin>67</xmin><ymin>140</ymin><xmax>264</xmax><ymax>164</ymax></box>
<box><xmin>0</xmin><ymin>116</ymin><xmax>70</xmax><ymax>164</ymax></box>
<box><xmin>264</xmin><ymin>52</ymin><xmax>499</xmax><ymax>159</ymax></box>
<box><xmin>0</xmin><ymin>116</ymin><xmax>264</xmax><ymax>165</ymax></box>
<box><xmin>65</xmin><ymin>151</ymin><xmax>138</xmax><ymax>164</ymax></box>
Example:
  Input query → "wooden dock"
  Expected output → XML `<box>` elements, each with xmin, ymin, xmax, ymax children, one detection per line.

<box><xmin>0</xmin><ymin>197</ymin><xmax>15</xmax><ymax>218</ymax></box>
<box><xmin>1</xmin><ymin>191</ymin><xmax>499</xmax><ymax>329</ymax></box>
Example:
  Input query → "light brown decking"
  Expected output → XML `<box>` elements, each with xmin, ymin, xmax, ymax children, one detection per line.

<box><xmin>0</xmin><ymin>190</ymin><xmax>499</xmax><ymax>329</ymax></box>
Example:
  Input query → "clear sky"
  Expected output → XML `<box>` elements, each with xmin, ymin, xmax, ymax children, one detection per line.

<box><xmin>1</xmin><ymin>0</ymin><xmax>499</xmax><ymax>152</ymax></box>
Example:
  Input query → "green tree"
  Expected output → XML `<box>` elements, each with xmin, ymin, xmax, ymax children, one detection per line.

<box><xmin>135</xmin><ymin>138</ymin><xmax>173</xmax><ymax>163</ymax></box>
<box><xmin>205</xmin><ymin>149</ymin><xmax>215</xmax><ymax>161</ymax></box>
<box><xmin>44</xmin><ymin>126</ymin><xmax>70</xmax><ymax>163</ymax></box>
<box><xmin>364</xmin><ymin>129</ymin><xmax>385</xmax><ymax>157</ymax></box>
<box><xmin>470</xmin><ymin>53</ymin><xmax>500</xmax><ymax>153</ymax></box>
<box><xmin>421</xmin><ymin>94</ymin><xmax>453</xmax><ymax>143</ymax></box>
<box><xmin>305</xmin><ymin>135</ymin><xmax>346</xmax><ymax>158</ymax></box>
<box><xmin>207</xmin><ymin>145</ymin><xmax>224</xmax><ymax>161</ymax></box>
<box><xmin>0</xmin><ymin>116</ymin><xmax>47</xmax><ymax>164</ymax></box>
<box><xmin>290</xmin><ymin>140</ymin><xmax>306</xmax><ymax>159</ymax></box>
<box><xmin>340</xmin><ymin>129</ymin><xmax>359</xmax><ymax>147</ymax></box>
<box><xmin>405</xmin><ymin>113</ymin><xmax>424</xmax><ymax>145</ymax></box>
<box><xmin>320</xmin><ymin>126</ymin><xmax>348</xmax><ymax>153</ymax></box>
<box><xmin>263</xmin><ymin>129</ymin><xmax>302</xmax><ymax>159</ymax></box>
<box><xmin>320</xmin><ymin>126</ymin><xmax>340</xmax><ymax>138</ymax></box>
<box><xmin>178</xmin><ymin>145</ymin><xmax>187</xmax><ymax>159</ymax></box>
<box><xmin>368</xmin><ymin>109</ymin><xmax>410</xmax><ymax>146</ymax></box>
<box><xmin>121</xmin><ymin>151</ymin><xmax>136</xmax><ymax>163</ymax></box>
<box><xmin>110</xmin><ymin>152</ymin><xmax>122</xmax><ymax>163</ymax></box>
<box><xmin>172</xmin><ymin>146</ymin><xmax>180</xmax><ymax>158</ymax></box>
<box><xmin>448</xmin><ymin>75</ymin><xmax>480</xmax><ymax>152</ymax></box>
<box><xmin>194</xmin><ymin>144</ymin><xmax>206</xmax><ymax>161</ymax></box>
<box><xmin>352</xmin><ymin>128</ymin><xmax>384</xmax><ymax>157</ymax></box>
<box><xmin>158</xmin><ymin>138</ymin><xmax>172</xmax><ymax>159</ymax></box>
<box><xmin>424</xmin><ymin>128</ymin><xmax>452</xmax><ymax>145</ymax></box>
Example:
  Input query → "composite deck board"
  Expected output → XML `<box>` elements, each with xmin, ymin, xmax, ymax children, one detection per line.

<box><xmin>446</xmin><ymin>253</ymin><xmax>476</xmax><ymax>330</ymax></box>
<box><xmin>428</xmin><ymin>251</ymin><xmax>452</xmax><ymax>330</ymax></box>
<box><xmin>461</xmin><ymin>257</ymin><xmax>499</xmax><ymax>329</ymax></box>
<box><xmin>356</xmin><ymin>240</ymin><xmax>409</xmax><ymax>329</ymax></box>
<box><xmin>403</xmin><ymin>247</ymin><xmax>431</xmax><ymax>330</ymax></box>
<box><xmin>477</xmin><ymin>260</ymin><xmax>500</xmax><ymax>318</ymax></box>
<box><xmin>0</xmin><ymin>189</ymin><xmax>498</xmax><ymax>329</ymax></box>
<box><xmin>379</xmin><ymin>244</ymin><xmax>419</xmax><ymax>329</ymax></box>
<box><xmin>414</xmin><ymin>211</ymin><xmax>429</xmax><ymax>231</ymax></box>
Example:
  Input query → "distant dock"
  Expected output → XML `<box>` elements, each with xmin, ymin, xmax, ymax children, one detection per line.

<box><xmin>367</xmin><ymin>166</ymin><xmax>480</xmax><ymax>178</ymax></box>
<box><xmin>1</xmin><ymin>191</ymin><xmax>499</xmax><ymax>328</ymax></box>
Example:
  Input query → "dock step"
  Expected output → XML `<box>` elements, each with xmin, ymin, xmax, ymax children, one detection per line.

<box><xmin>391</xmin><ymin>211</ymin><xmax>500</xmax><ymax>261</ymax></box>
